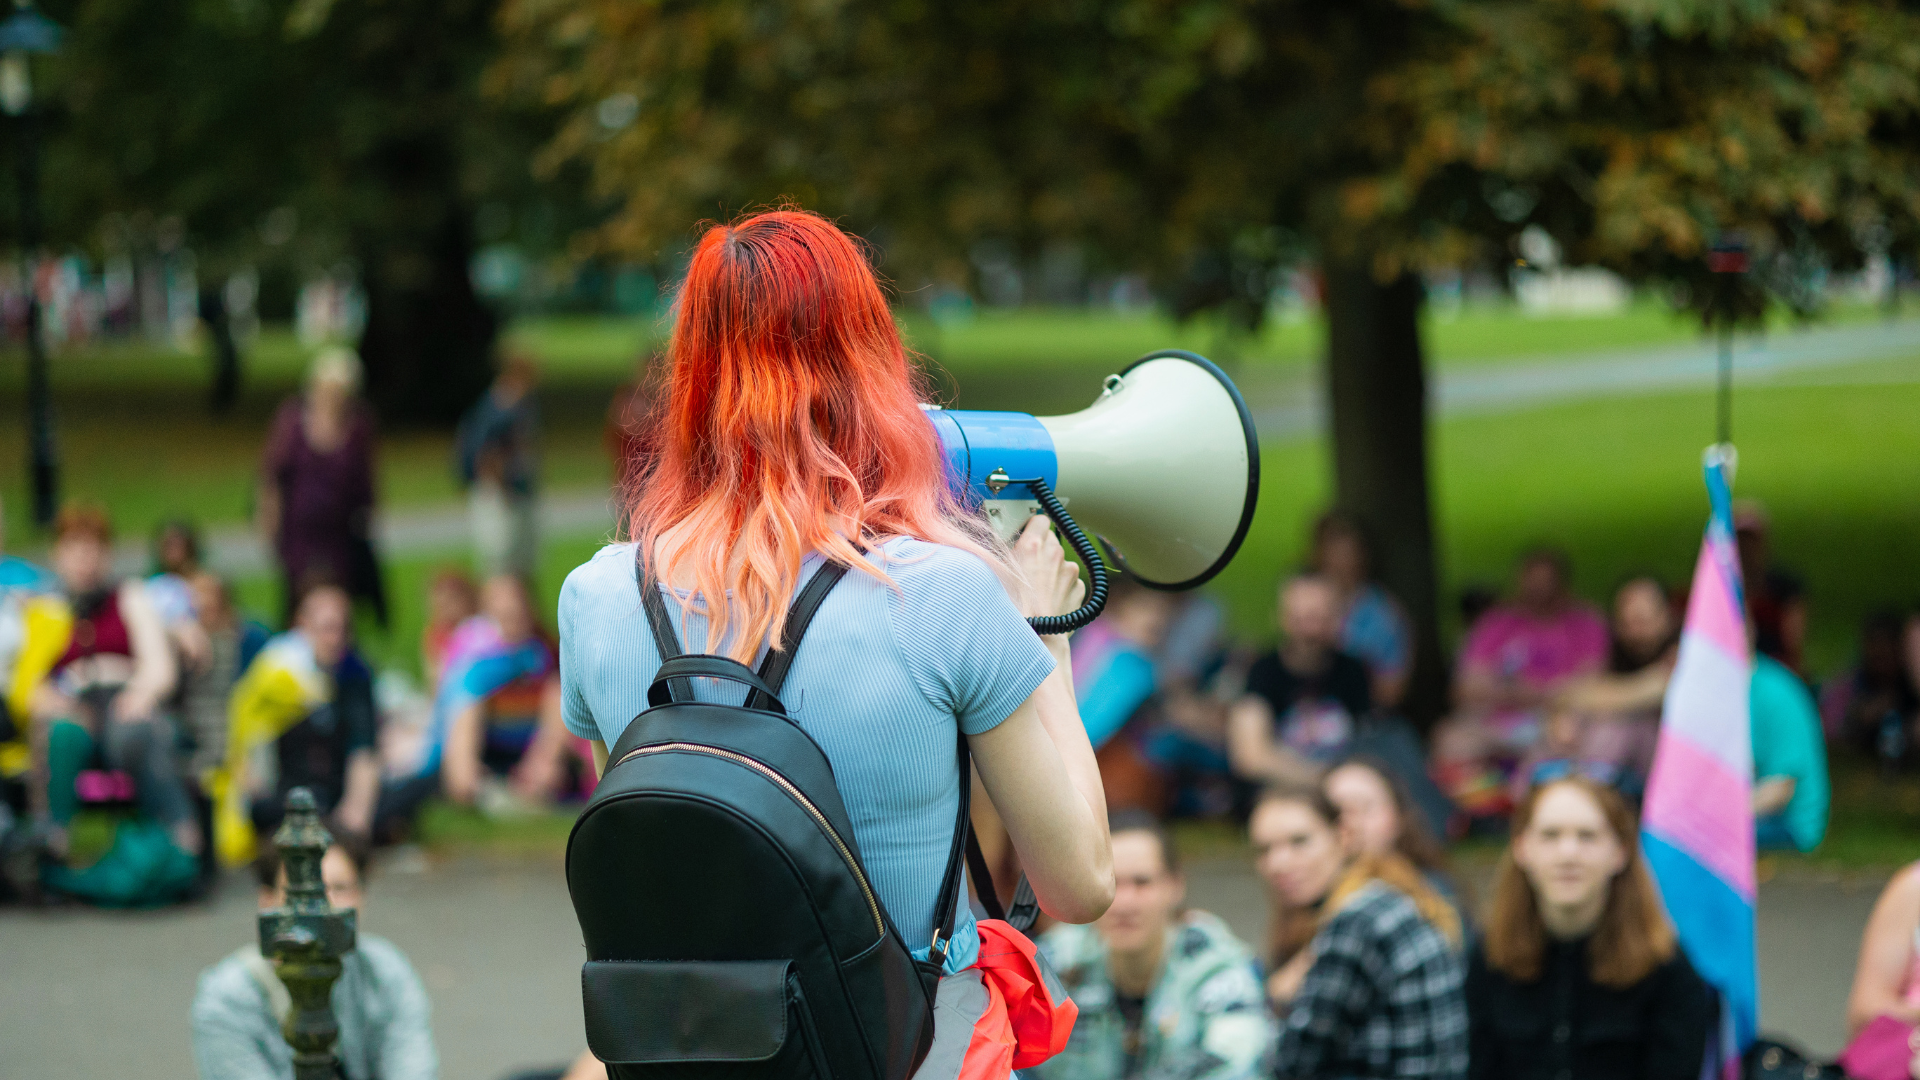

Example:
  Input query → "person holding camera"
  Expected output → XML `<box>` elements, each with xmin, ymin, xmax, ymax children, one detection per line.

<box><xmin>557</xmin><ymin>210</ymin><xmax>1113</xmax><ymax>1003</ymax></box>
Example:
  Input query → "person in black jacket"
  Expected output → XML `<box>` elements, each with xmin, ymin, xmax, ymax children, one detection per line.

<box><xmin>1467</xmin><ymin>776</ymin><xmax>1711</xmax><ymax>1080</ymax></box>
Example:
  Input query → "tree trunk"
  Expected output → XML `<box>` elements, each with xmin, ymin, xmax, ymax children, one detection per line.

<box><xmin>1321</xmin><ymin>259</ymin><xmax>1446</xmax><ymax>728</ymax></box>
<box><xmin>357</xmin><ymin>205</ymin><xmax>498</xmax><ymax>426</ymax></box>
<box><xmin>200</xmin><ymin>286</ymin><xmax>241</xmax><ymax>414</ymax></box>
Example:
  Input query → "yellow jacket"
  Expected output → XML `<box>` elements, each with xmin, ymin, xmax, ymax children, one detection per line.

<box><xmin>211</xmin><ymin>633</ymin><xmax>331</xmax><ymax>868</ymax></box>
<box><xmin>1</xmin><ymin>595</ymin><xmax>72</xmax><ymax>779</ymax></box>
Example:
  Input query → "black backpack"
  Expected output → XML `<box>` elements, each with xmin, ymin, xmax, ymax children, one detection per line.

<box><xmin>567</xmin><ymin>561</ymin><xmax>988</xmax><ymax>1080</ymax></box>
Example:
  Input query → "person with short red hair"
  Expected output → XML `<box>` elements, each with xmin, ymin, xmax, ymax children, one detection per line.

<box><xmin>26</xmin><ymin>503</ymin><xmax>197</xmax><ymax>869</ymax></box>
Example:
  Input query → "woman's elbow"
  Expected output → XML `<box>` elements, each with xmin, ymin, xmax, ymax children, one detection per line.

<box><xmin>1043</xmin><ymin>841</ymin><xmax>1115</xmax><ymax>924</ymax></box>
<box><xmin>1045</xmin><ymin>872</ymin><xmax>1115</xmax><ymax>926</ymax></box>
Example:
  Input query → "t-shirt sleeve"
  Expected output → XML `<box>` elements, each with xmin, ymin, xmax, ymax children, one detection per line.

<box><xmin>558</xmin><ymin>563</ymin><xmax>601</xmax><ymax>741</ymax></box>
<box><xmin>1334</xmin><ymin>654</ymin><xmax>1373</xmax><ymax>718</ymax></box>
<box><xmin>1241</xmin><ymin>652</ymin><xmax>1285</xmax><ymax>713</ymax></box>
<box><xmin>887</xmin><ymin>544</ymin><xmax>1055</xmax><ymax>736</ymax></box>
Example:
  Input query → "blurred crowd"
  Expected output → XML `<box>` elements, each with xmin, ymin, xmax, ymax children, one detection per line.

<box><xmin>6</xmin><ymin>344</ymin><xmax>1920</xmax><ymax>1080</ymax></box>
<box><xmin>0</xmin><ymin>347</ymin><xmax>581</xmax><ymax>910</ymax></box>
<box><xmin>1067</xmin><ymin>503</ymin><xmax>1833</xmax><ymax>860</ymax></box>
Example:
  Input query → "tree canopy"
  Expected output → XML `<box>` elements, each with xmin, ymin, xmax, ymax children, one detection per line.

<box><xmin>497</xmin><ymin>0</ymin><xmax>1920</xmax><ymax>316</ymax></box>
<box><xmin>496</xmin><ymin>0</ymin><xmax>1920</xmax><ymax>717</ymax></box>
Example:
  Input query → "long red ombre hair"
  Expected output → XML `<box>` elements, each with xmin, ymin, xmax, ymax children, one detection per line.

<box><xmin>626</xmin><ymin>209</ymin><xmax>1002</xmax><ymax>662</ymax></box>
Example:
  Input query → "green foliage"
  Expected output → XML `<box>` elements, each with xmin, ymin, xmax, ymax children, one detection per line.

<box><xmin>495</xmin><ymin>0</ymin><xmax>1920</xmax><ymax>325</ymax></box>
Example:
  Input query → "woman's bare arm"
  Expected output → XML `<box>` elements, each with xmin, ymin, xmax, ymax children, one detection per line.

<box><xmin>972</xmin><ymin>652</ymin><xmax>1112</xmax><ymax>924</ymax></box>
<box><xmin>1227</xmin><ymin>695</ymin><xmax>1318</xmax><ymax>787</ymax></box>
<box><xmin>970</xmin><ymin>515</ymin><xmax>1113</xmax><ymax>924</ymax></box>
<box><xmin>113</xmin><ymin>580</ymin><xmax>178</xmax><ymax>720</ymax></box>
<box><xmin>1849</xmin><ymin>864</ymin><xmax>1920</xmax><ymax>1034</ymax></box>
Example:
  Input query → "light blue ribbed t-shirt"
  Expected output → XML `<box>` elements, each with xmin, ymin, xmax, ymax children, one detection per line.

<box><xmin>558</xmin><ymin>537</ymin><xmax>1055</xmax><ymax>970</ymax></box>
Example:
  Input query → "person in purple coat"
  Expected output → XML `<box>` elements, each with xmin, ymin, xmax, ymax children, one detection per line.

<box><xmin>257</xmin><ymin>348</ymin><xmax>387</xmax><ymax>627</ymax></box>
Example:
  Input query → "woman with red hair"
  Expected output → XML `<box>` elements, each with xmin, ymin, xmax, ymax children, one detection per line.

<box><xmin>559</xmin><ymin>210</ymin><xmax>1113</xmax><ymax>973</ymax></box>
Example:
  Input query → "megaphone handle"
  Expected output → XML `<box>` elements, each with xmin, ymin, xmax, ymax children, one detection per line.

<box><xmin>1018</xmin><ymin>476</ymin><xmax>1110</xmax><ymax>636</ymax></box>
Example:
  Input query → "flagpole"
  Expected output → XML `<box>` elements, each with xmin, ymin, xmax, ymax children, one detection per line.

<box><xmin>1706</xmin><ymin>239</ymin><xmax>1748</xmax><ymax>447</ymax></box>
<box><xmin>1717</xmin><ymin>325</ymin><xmax>1733</xmax><ymax>446</ymax></box>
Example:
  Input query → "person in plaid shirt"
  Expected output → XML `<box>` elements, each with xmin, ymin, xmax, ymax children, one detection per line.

<box><xmin>1255</xmin><ymin>785</ymin><xmax>1468</xmax><ymax>1080</ymax></box>
<box><xmin>1034</xmin><ymin>812</ymin><xmax>1271</xmax><ymax>1080</ymax></box>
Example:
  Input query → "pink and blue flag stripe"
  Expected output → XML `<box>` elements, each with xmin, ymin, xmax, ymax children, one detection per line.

<box><xmin>1641</xmin><ymin>447</ymin><xmax>1756</xmax><ymax>1060</ymax></box>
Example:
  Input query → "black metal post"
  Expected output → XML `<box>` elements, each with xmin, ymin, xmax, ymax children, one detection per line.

<box><xmin>17</xmin><ymin>101</ymin><xmax>54</xmax><ymax>526</ymax></box>
<box><xmin>259</xmin><ymin>788</ymin><xmax>356</xmax><ymax>1080</ymax></box>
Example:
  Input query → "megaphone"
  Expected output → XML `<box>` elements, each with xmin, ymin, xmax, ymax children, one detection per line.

<box><xmin>926</xmin><ymin>350</ymin><xmax>1260</xmax><ymax>633</ymax></box>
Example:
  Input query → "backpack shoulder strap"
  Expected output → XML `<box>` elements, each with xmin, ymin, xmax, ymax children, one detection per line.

<box><xmin>930</xmin><ymin>730</ymin><xmax>987</xmax><ymax>966</ymax></box>
<box><xmin>635</xmin><ymin>548</ymin><xmax>689</xmax><ymax>703</ymax></box>
<box><xmin>755</xmin><ymin>560</ymin><xmax>851</xmax><ymax>697</ymax></box>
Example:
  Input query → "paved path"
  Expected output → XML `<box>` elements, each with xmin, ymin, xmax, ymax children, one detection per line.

<box><xmin>1250</xmin><ymin>314</ymin><xmax>1920</xmax><ymax>439</ymax></box>
<box><xmin>0</xmin><ymin>856</ymin><xmax>1886</xmax><ymax>1078</ymax></box>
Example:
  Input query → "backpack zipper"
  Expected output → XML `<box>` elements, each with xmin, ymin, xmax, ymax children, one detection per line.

<box><xmin>616</xmin><ymin>741</ymin><xmax>887</xmax><ymax>940</ymax></box>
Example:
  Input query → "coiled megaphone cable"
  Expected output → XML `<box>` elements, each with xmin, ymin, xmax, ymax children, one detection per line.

<box><xmin>998</xmin><ymin>474</ymin><xmax>1109</xmax><ymax>635</ymax></box>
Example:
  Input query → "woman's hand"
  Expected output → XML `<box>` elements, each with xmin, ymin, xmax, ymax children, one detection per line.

<box><xmin>1008</xmin><ymin>514</ymin><xmax>1084</xmax><ymax>621</ymax></box>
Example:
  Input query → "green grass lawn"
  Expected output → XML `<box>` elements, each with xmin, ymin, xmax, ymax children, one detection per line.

<box><xmin>22</xmin><ymin>303</ymin><xmax>1920</xmax><ymax>868</ymax></box>
<box><xmin>5</xmin><ymin>302</ymin><xmax>1916</xmax><ymax>682</ymax></box>
<box><xmin>1206</xmin><ymin>366</ymin><xmax>1920</xmax><ymax>675</ymax></box>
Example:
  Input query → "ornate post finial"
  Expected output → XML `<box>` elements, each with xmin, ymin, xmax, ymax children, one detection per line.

<box><xmin>259</xmin><ymin>787</ymin><xmax>357</xmax><ymax>1080</ymax></box>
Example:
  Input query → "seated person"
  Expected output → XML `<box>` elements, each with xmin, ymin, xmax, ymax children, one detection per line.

<box><xmin>177</xmin><ymin>573</ymin><xmax>271</xmax><ymax>787</ymax></box>
<box><xmin>1515</xmin><ymin>575</ymin><xmax>1677</xmax><ymax>798</ymax></box>
<box><xmin>146</xmin><ymin>520</ymin><xmax>205</xmax><ymax>637</ymax></box>
<box><xmin>192</xmin><ymin>837</ymin><xmax>436</xmax><ymax>1080</ymax></box>
<box><xmin>0</xmin><ymin>494</ymin><xmax>56</xmax><ymax>786</ymax></box>
<box><xmin>1252</xmin><ymin>785</ymin><xmax>1467</xmax><ymax>1078</ymax></box>
<box><xmin>420</xmin><ymin>568</ymin><xmax>478</xmax><ymax>693</ymax></box>
<box><xmin>1323</xmin><ymin>757</ymin><xmax>1464</xmax><ymax>919</ymax></box>
<box><xmin>0</xmin><ymin>493</ymin><xmax>56</xmax><ymax>873</ymax></box>
<box><xmin>1072</xmin><ymin>579</ymin><xmax>1175</xmax><ymax>751</ymax></box>
<box><xmin>1734</xmin><ymin>500</ymin><xmax>1808</xmax><ymax>675</ymax></box>
<box><xmin>27</xmin><ymin>505</ymin><xmax>195</xmax><ymax>862</ymax></box>
<box><xmin>427</xmin><ymin>575</ymin><xmax>577</xmax><ymax>810</ymax></box>
<box><xmin>1751</xmin><ymin>651</ymin><xmax>1828</xmax><ymax>852</ymax></box>
<box><xmin>1467</xmin><ymin>778</ymin><xmax>1709</xmax><ymax>1080</ymax></box>
<box><xmin>1034</xmin><ymin>810</ymin><xmax>1271</xmax><ymax>1080</ymax></box>
<box><xmin>217</xmin><ymin>584</ymin><xmax>380</xmax><ymax>866</ymax></box>
<box><xmin>1227</xmin><ymin>574</ymin><xmax>1371</xmax><ymax>788</ymax></box>
<box><xmin>1141</xmin><ymin>594</ymin><xmax>1247</xmax><ymax>820</ymax></box>
<box><xmin>1846</xmin><ymin>861</ymin><xmax>1920</xmax><ymax>1042</ymax></box>
<box><xmin>1432</xmin><ymin>547</ymin><xmax>1608</xmax><ymax>819</ymax></box>
<box><xmin>1310</xmin><ymin>512</ymin><xmax>1413</xmax><ymax>710</ymax></box>
<box><xmin>1819</xmin><ymin>609</ymin><xmax>1918</xmax><ymax>762</ymax></box>
<box><xmin>1072</xmin><ymin>579</ymin><xmax>1177</xmax><ymax>812</ymax></box>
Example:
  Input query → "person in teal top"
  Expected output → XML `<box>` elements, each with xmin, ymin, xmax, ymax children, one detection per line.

<box><xmin>1751</xmin><ymin>654</ymin><xmax>1829</xmax><ymax>852</ymax></box>
<box><xmin>1070</xmin><ymin>583</ymin><xmax>1175</xmax><ymax>749</ymax></box>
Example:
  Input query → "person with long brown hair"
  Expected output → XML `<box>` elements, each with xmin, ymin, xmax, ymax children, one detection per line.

<box><xmin>1468</xmin><ymin>776</ymin><xmax>1709</xmax><ymax>1080</ymax></box>
<box><xmin>1251</xmin><ymin>784</ymin><xmax>1467</xmax><ymax>1080</ymax></box>
<box><xmin>1323</xmin><ymin>755</ymin><xmax>1467</xmax><ymax>921</ymax></box>
<box><xmin>557</xmin><ymin>210</ymin><xmax>1113</xmax><ymax>980</ymax></box>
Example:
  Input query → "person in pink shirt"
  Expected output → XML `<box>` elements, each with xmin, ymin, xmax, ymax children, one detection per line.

<box><xmin>1433</xmin><ymin>548</ymin><xmax>1609</xmax><ymax>821</ymax></box>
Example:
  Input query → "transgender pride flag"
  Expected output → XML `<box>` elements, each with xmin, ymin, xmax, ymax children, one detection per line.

<box><xmin>1641</xmin><ymin>446</ymin><xmax>1756</xmax><ymax>1062</ymax></box>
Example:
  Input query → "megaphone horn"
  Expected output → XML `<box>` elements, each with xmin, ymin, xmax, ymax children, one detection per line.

<box><xmin>926</xmin><ymin>350</ymin><xmax>1261</xmax><ymax>633</ymax></box>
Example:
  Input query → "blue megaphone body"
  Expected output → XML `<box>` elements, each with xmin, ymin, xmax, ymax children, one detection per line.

<box><xmin>926</xmin><ymin>350</ymin><xmax>1260</xmax><ymax>632</ymax></box>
